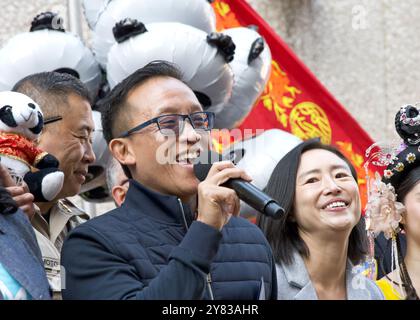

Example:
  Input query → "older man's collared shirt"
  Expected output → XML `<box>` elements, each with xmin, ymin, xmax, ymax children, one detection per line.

<box><xmin>32</xmin><ymin>199</ymin><xmax>89</xmax><ymax>299</ymax></box>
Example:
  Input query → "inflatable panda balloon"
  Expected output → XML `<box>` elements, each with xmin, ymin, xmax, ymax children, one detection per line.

<box><xmin>215</xmin><ymin>27</ymin><xmax>272</xmax><ymax>129</ymax></box>
<box><xmin>92</xmin><ymin>0</ymin><xmax>217</xmax><ymax>67</ymax></box>
<box><xmin>82</xmin><ymin>0</ymin><xmax>109</xmax><ymax>29</ymax></box>
<box><xmin>80</xmin><ymin>110</ymin><xmax>112</xmax><ymax>202</ymax></box>
<box><xmin>222</xmin><ymin>129</ymin><xmax>302</xmax><ymax>219</ymax></box>
<box><xmin>0</xmin><ymin>12</ymin><xmax>101</xmax><ymax>97</ymax></box>
<box><xmin>107</xmin><ymin>19</ymin><xmax>235</xmax><ymax>113</ymax></box>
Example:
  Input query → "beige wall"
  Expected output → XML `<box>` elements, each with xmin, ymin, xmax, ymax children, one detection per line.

<box><xmin>247</xmin><ymin>0</ymin><xmax>420</xmax><ymax>142</ymax></box>
<box><xmin>2</xmin><ymin>0</ymin><xmax>419</xmax><ymax>142</ymax></box>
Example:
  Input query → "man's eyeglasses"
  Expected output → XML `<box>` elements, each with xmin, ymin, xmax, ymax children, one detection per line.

<box><xmin>119</xmin><ymin>111</ymin><xmax>215</xmax><ymax>138</ymax></box>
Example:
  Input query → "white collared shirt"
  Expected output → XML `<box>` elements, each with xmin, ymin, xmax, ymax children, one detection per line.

<box><xmin>32</xmin><ymin>199</ymin><xmax>89</xmax><ymax>299</ymax></box>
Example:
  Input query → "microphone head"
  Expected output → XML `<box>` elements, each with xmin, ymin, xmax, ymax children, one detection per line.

<box><xmin>264</xmin><ymin>201</ymin><xmax>285</xmax><ymax>219</ymax></box>
<box><xmin>193</xmin><ymin>150</ymin><xmax>223</xmax><ymax>182</ymax></box>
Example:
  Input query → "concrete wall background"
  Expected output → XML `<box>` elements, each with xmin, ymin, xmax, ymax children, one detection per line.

<box><xmin>247</xmin><ymin>0</ymin><xmax>420</xmax><ymax>142</ymax></box>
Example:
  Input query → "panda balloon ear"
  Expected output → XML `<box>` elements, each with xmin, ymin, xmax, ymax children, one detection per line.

<box><xmin>207</xmin><ymin>0</ymin><xmax>215</xmax><ymax>3</ymax></box>
<box><xmin>30</xmin><ymin>12</ymin><xmax>65</xmax><ymax>32</ymax></box>
<box><xmin>193</xmin><ymin>91</ymin><xmax>212</xmax><ymax>110</ymax></box>
<box><xmin>113</xmin><ymin>18</ymin><xmax>148</xmax><ymax>43</ymax></box>
<box><xmin>248</xmin><ymin>37</ymin><xmax>265</xmax><ymax>64</ymax></box>
<box><xmin>207</xmin><ymin>32</ymin><xmax>236</xmax><ymax>63</ymax></box>
<box><xmin>53</xmin><ymin>67</ymin><xmax>80</xmax><ymax>79</ymax></box>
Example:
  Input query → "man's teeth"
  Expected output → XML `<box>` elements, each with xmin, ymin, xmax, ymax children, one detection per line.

<box><xmin>325</xmin><ymin>201</ymin><xmax>347</xmax><ymax>209</ymax></box>
<box><xmin>177</xmin><ymin>151</ymin><xmax>199</xmax><ymax>163</ymax></box>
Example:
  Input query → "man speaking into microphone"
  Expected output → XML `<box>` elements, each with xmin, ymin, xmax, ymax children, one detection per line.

<box><xmin>61</xmin><ymin>61</ymin><xmax>277</xmax><ymax>300</ymax></box>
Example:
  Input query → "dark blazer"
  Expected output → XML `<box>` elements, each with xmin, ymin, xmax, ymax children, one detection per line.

<box><xmin>0</xmin><ymin>209</ymin><xmax>51</xmax><ymax>300</ymax></box>
<box><xmin>61</xmin><ymin>179</ymin><xmax>277</xmax><ymax>300</ymax></box>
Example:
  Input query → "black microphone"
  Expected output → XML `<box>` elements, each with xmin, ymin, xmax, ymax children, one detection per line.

<box><xmin>193</xmin><ymin>151</ymin><xmax>284</xmax><ymax>219</ymax></box>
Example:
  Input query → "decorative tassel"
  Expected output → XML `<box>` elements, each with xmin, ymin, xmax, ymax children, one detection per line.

<box><xmin>366</xmin><ymin>230</ymin><xmax>377</xmax><ymax>280</ymax></box>
<box><xmin>391</xmin><ymin>233</ymin><xmax>404</xmax><ymax>297</ymax></box>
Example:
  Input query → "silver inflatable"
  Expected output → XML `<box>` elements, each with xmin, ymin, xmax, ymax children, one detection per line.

<box><xmin>82</xmin><ymin>0</ymin><xmax>109</xmax><ymax>29</ymax></box>
<box><xmin>215</xmin><ymin>27</ymin><xmax>272</xmax><ymax>129</ymax></box>
<box><xmin>107</xmin><ymin>20</ymin><xmax>234</xmax><ymax>113</ymax></box>
<box><xmin>91</xmin><ymin>0</ymin><xmax>216</xmax><ymax>67</ymax></box>
<box><xmin>80</xmin><ymin>110</ymin><xmax>112</xmax><ymax>201</ymax></box>
<box><xmin>223</xmin><ymin>129</ymin><xmax>302</xmax><ymax>219</ymax></box>
<box><xmin>0</xmin><ymin>12</ymin><xmax>101</xmax><ymax>97</ymax></box>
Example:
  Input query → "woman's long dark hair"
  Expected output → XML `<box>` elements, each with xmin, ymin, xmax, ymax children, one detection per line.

<box><xmin>0</xmin><ymin>186</ymin><xmax>18</xmax><ymax>215</ymax></box>
<box><xmin>394</xmin><ymin>166</ymin><xmax>420</xmax><ymax>300</ymax></box>
<box><xmin>257</xmin><ymin>139</ymin><xmax>368</xmax><ymax>266</ymax></box>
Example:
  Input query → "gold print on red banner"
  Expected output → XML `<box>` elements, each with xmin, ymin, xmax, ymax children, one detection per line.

<box><xmin>261</xmin><ymin>61</ymin><xmax>296</xmax><ymax>129</ymax></box>
<box><xmin>213</xmin><ymin>0</ymin><xmax>241</xmax><ymax>31</ymax></box>
<box><xmin>289</xmin><ymin>102</ymin><xmax>332</xmax><ymax>144</ymax></box>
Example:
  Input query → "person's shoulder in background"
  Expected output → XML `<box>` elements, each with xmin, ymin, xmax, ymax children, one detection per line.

<box><xmin>0</xmin><ymin>207</ymin><xmax>51</xmax><ymax>300</ymax></box>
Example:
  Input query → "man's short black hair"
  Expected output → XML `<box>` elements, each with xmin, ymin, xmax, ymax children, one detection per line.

<box><xmin>100</xmin><ymin>60</ymin><xmax>183</xmax><ymax>144</ymax></box>
<box><xmin>12</xmin><ymin>71</ymin><xmax>92</xmax><ymax>119</ymax></box>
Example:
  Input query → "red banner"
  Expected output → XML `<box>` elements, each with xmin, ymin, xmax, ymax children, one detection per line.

<box><xmin>212</xmin><ymin>0</ymin><xmax>373</xmax><ymax>207</ymax></box>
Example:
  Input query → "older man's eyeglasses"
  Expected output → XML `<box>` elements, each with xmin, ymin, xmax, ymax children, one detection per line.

<box><xmin>119</xmin><ymin>111</ymin><xmax>215</xmax><ymax>138</ymax></box>
<box><xmin>44</xmin><ymin>116</ymin><xmax>63</xmax><ymax>125</ymax></box>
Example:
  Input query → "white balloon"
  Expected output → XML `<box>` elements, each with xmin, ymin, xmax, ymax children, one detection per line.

<box><xmin>82</xmin><ymin>0</ymin><xmax>110</xmax><ymax>29</ymax></box>
<box><xmin>215</xmin><ymin>27</ymin><xmax>272</xmax><ymax>129</ymax></box>
<box><xmin>223</xmin><ymin>129</ymin><xmax>302</xmax><ymax>218</ymax></box>
<box><xmin>107</xmin><ymin>22</ymin><xmax>233</xmax><ymax>113</ymax></box>
<box><xmin>0</xmin><ymin>29</ymin><xmax>101</xmax><ymax>96</ymax></box>
<box><xmin>80</xmin><ymin>110</ymin><xmax>112</xmax><ymax>194</ymax></box>
<box><xmin>93</xmin><ymin>0</ymin><xmax>216</xmax><ymax>67</ymax></box>
<box><xmin>92</xmin><ymin>110</ymin><xmax>111</xmax><ymax>169</ymax></box>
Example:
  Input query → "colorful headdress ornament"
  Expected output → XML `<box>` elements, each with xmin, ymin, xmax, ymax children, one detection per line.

<box><xmin>363</xmin><ymin>103</ymin><xmax>420</xmax><ymax>294</ymax></box>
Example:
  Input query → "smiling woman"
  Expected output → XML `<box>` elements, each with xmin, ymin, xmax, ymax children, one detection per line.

<box><xmin>258</xmin><ymin>138</ymin><xmax>384</xmax><ymax>300</ymax></box>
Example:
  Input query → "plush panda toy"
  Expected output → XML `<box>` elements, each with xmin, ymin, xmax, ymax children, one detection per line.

<box><xmin>0</xmin><ymin>91</ymin><xmax>64</xmax><ymax>202</ymax></box>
